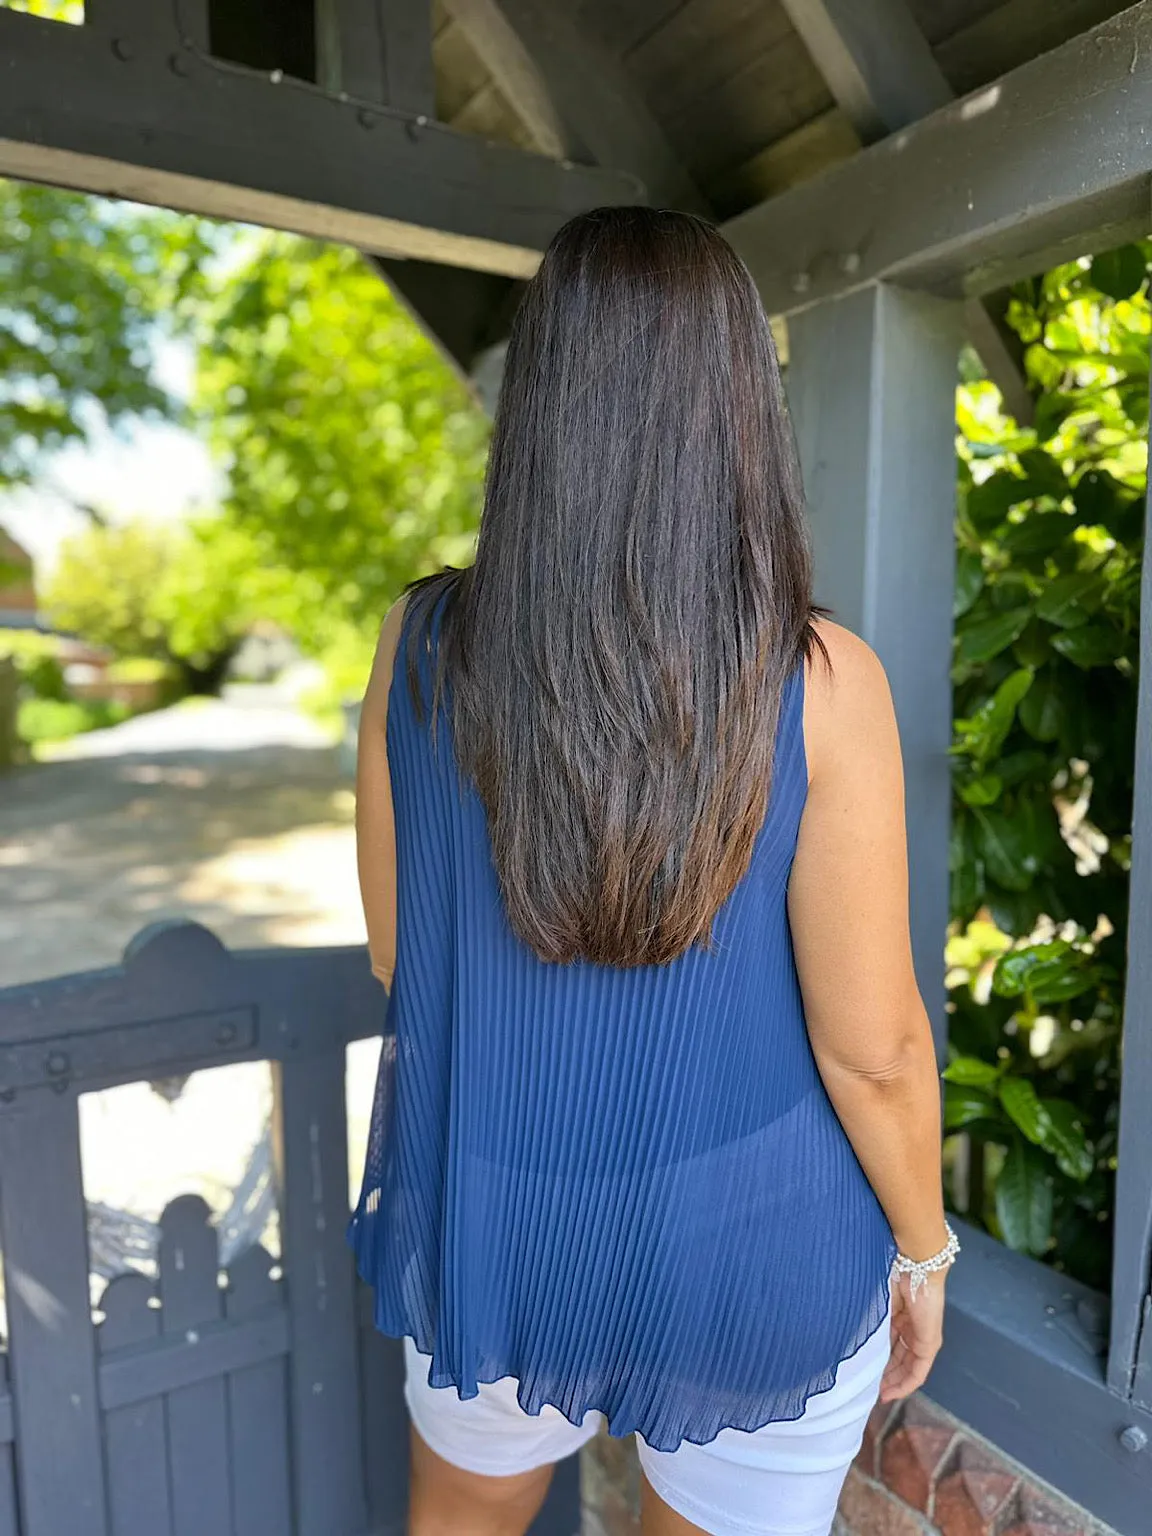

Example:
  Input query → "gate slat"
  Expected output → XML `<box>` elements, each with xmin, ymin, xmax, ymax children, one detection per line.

<box><xmin>225</xmin><ymin>1245</ymin><xmax>292</xmax><ymax>1536</ymax></box>
<box><xmin>0</xmin><ymin>1446</ymin><xmax>16</xmax><ymax>1536</ymax></box>
<box><xmin>0</xmin><ymin>1093</ymin><xmax>109</xmax><ymax>1536</ymax></box>
<box><xmin>159</xmin><ymin>1197</ymin><xmax>230</xmax><ymax>1536</ymax></box>
<box><xmin>357</xmin><ymin>1309</ymin><xmax>408</xmax><ymax>1536</ymax></box>
<box><xmin>99</xmin><ymin>1272</ymin><xmax>173</xmax><ymax>1536</ymax></box>
<box><xmin>274</xmin><ymin>1054</ymin><xmax>369</xmax><ymax>1536</ymax></box>
<box><xmin>0</xmin><ymin>1354</ymin><xmax>18</xmax><ymax>1536</ymax></box>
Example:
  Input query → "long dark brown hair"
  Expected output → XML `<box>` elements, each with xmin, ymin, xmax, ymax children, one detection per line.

<box><xmin>402</xmin><ymin>205</ymin><xmax>823</xmax><ymax>968</ymax></box>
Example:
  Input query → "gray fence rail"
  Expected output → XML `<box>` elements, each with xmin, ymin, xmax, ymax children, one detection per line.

<box><xmin>0</xmin><ymin>920</ymin><xmax>580</xmax><ymax>1536</ymax></box>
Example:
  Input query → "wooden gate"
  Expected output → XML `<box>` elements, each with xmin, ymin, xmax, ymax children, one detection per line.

<box><xmin>0</xmin><ymin>921</ymin><xmax>579</xmax><ymax>1536</ymax></box>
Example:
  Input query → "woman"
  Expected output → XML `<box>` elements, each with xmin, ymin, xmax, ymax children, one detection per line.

<box><xmin>349</xmin><ymin>206</ymin><xmax>955</xmax><ymax>1536</ymax></box>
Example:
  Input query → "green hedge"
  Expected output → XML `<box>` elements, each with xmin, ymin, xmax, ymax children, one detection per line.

<box><xmin>944</xmin><ymin>247</ymin><xmax>1147</xmax><ymax>1289</ymax></box>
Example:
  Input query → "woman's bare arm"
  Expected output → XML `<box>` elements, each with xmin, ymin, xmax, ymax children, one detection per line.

<box><xmin>788</xmin><ymin>621</ymin><xmax>949</xmax><ymax>1399</ymax></box>
<box><xmin>355</xmin><ymin>595</ymin><xmax>408</xmax><ymax>990</ymax></box>
<box><xmin>788</xmin><ymin>620</ymin><xmax>947</xmax><ymax>1260</ymax></box>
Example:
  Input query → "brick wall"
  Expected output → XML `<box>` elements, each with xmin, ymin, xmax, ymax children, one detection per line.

<box><xmin>581</xmin><ymin>1392</ymin><xmax>1119</xmax><ymax>1536</ymax></box>
<box><xmin>837</xmin><ymin>1394</ymin><xmax>1117</xmax><ymax>1536</ymax></box>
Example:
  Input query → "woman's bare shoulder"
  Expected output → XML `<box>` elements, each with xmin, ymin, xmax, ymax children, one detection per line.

<box><xmin>803</xmin><ymin>617</ymin><xmax>897</xmax><ymax>777</ymax></box>
<box><xmin>362</xmin><ymin>592</ymin><xmax>410</xmax><ymax>722</ymax></box>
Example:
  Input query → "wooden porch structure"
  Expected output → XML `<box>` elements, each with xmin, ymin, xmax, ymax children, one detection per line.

<box><xmin>1</xmin><ymin>2</ymin><xmax>1152</xmax><ymax>1533</ymax></box>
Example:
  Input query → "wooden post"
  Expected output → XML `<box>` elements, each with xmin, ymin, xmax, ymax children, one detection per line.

<box><xmin>0</xmin><ymin>659</ymin><xmax>18</xmax><ymax>772</ymax></box>
<box><xmin>273</xmin><ymin>1051</ymin><xmax>369</xmax><ymax>1536</ymax></box>
<box><xmin>786</xmin><ymin>282</ymin><xmax>962</xmax><ymax>1056</ymax></box>
<box><xmin>1107</xmin><ymin>369</ymin><xmax>1152</xmax><ymax>1402</ymax></box>
<box><xmin>0</xmin><ymin>1093</ymin><xmax>110</xmax><ymax>1536</ymax></box>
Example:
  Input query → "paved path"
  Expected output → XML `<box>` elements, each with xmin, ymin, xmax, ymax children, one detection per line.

<box><xmin>0</xmin><ymin>683</ymin><xmax>366</xmax><ymax>988</ymax></box>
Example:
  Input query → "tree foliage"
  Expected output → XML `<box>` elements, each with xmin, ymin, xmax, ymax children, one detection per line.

<box><xmin>42</xmin><ymin>516</ymin><xmax>299</xmax><ymax>693</ymax></box>
<box><xmin>946</xmin><ymin>247</ymin><xmax>1147</xmax><ymax>1287</ymax></box>
<box><xmin>194</xmin><ymin>235</ymin><xmax>489</xmax><ymax>647</ymax></box>
<box><xmin>0</xmin><ymin>178</ymin><xmax>210</xmax><ymax>489</ymax></box>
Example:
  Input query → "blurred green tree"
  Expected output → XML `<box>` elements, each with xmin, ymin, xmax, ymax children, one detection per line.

<box><xmin>0</xmin><ymin>176</ymin><xmax>211</xmax><ymax>490</ymax></box>
<box><xmin>195</xmin><ymin>235</ymin><xmax>489</xmax><ymax>646</ymax></box>
<box><xmin>43</xmin><ymin>516</ymin><xmax>299</xmax><ymax>693</ymax></box>
<box><xmin>0</xmin><ymin>1</ymin><xmax>82</xmax><ymax>21</ymax></box>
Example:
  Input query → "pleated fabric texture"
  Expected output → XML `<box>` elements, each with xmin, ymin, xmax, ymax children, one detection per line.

<box><xmin>348</xmin><ymin>598</ymin><xmax>898</xmax><ymax>1452</ymax></box>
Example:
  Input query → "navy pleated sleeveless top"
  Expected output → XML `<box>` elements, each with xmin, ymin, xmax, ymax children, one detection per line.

<box><xmin>348</xmin><ymin>595</ymin><xmax>897</xmax><ymax>1452</ymax></box>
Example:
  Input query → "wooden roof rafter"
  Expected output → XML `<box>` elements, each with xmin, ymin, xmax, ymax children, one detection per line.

<box><xmin>777</xmin><ymin>0</ymin><xmax>1035</xmax><ymax>421</ymax></box>
<box><xmin>722</xmin><ymin>2</ymin><xmax>1152</xmax><ymax>316</ymax></box>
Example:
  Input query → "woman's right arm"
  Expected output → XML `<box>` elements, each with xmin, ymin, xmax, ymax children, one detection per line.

<box><xmin>787</xmin><ymin>619</ymin><xmax>950</xmax><ymax>1402</ymax></box>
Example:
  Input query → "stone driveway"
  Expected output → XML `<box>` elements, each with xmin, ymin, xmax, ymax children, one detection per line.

<box><xmin>0</xmin><ymin>683</ymin><xmax>366</xmax><ymax>988</ymax></box>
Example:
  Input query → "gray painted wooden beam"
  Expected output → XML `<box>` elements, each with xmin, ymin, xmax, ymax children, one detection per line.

<box><xmin>369</xmin><ymin>253</ymin><xmax>520</xmax><ymax>385</ymax></box>
<box><xmin>443</xmin><ymin>0</ymin><xmax>709</xmax><ymax>213</ymax></box>
<box><xmin>777</xmin><ymin>0</ymin><xmax>1032</xmax><ymax>420</ymax></box>
<box><xmin>84</xmin><ymin>0</ymin><xmax>206</xmax><ymax>48</ymax></box>
<box><xmin>441</xmin><ymin>0</ymin><xmax>570</xmax><ymax>159</ymax></box>
<box><xmin>312</xmin><ymin>0</ymin><xmax>521</xmax><ymax>383</ymax></box>
<box><xmin>1107</xmin><ymin>378</ymin><xmax>1152</xmax><ymax>1405</ymax></box>
<box><xmin>725</xmin><ymin>3</ymin><xmax>1152</xmax><ymax>316</ymax></box>
<box><xmin>0</xmin><ymin>6</ymin><xmax>639</xmax><ymax>279</ymax></box>
<box><xmin>317</xmin><ymin>0</ymin><xmax>435</xmax><ymax>115</ymax></box>
<box><xmin>778</xmin><ymin>0</ymin><xmax>951</xmax><ymax>141</ymax></box>
<box><xmin>963</xmin><ymin>294</ymin><xmax>1035</xmax><ymax>427</ymax></box>
<box><xmin>786</xmin><ymin>283</ymin><xmax>962</xmax><ymax>1054</ymax></box>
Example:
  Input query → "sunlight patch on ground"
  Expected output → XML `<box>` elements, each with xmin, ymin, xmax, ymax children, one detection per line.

<box><xmin>177</xmin><ymin>822</ymin><xmax>365</xmax><ymax>946</ymax></box>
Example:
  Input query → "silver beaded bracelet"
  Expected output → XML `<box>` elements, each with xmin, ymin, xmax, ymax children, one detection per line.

<box><xmin>892</xmin><ymin>1222</ymin><xmax>961</xmax><ymax>1300</ymax></box>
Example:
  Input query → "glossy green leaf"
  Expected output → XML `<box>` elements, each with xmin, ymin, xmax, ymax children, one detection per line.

<box><xmin>950</xmin><ymin>861</ymin><xmax>982</xmax><ymax>915</ymax></box>
<box><xmin>944</xmin><ymin>1082</ymin><xmax>1000</xmax><ymax>1132</ymax></box>
<box><xmin>954</xmin><ymin>551</ymin><xmax>985</xmax><ymax>618</ymax></box>
<box><xmin>1089</xmin><ymin>245</ymin><xmax>1148</xmax><ymax>301</ymax></box>
<box><xmin>1001</xmin><ymin>514</ymin><xmax>1074</xmax><ymax>560</ymax></box>
<box><xmin>954</xmin><ymin>668</ymin><xmax>1034</xmax><ymax>773</ymax></box>
<box><xmin>1035</xmin><ymin>572</ymin><xmax>1104</xmax><ymax>627</ymax></box>
<box><xmin>1018</xmin><ymin>671</ymin><xmax>1066</xmax><ymax>742</ymax></box>
<box><xmin>976</xmin><ymin>808</ymin><xmax>1038</xmax><ymax>891</ymax></box>
<box><xmin>958</xmin><ymin>774</ymin><xmax>1002</xmax><ymax>807</ymax></box>
<box><xmin>998</xmin><ymin>1076</ymin><xmax>1048</xmax><ymax>1144</ymax></box>
<box><xmin>948</xmin><ymin>816</ymin><xmax>983</xmax><ymax>913</ymax></box>
<box><xmin>955</xmin><ymin>609</ymin><xmax>1031</xmax><ymax>665</ymax></box>
<box><xmin>996</xmin><ymin>1139</ymin><xmax>1054</xmax><ymax>1255</ymax></box>
<box><xmin>1031</xmin><ymin>965</ymin><xmax>1100</xmax><ymax>1005</ymax></box>
<box><xmin>1016</xmin><ymin>448</ymin><xmax>1070</xmax><ymax>499</ymax></box>
<box><xmin>992</xmin><ymin>940</ymin><xmax>1074</xmax><ymax>998</ymax></box>
<box><xmin>943</xmin><ymin>1056</ymin><xmax>1002</xmax><ymax>1088</ymax></box>
<box><xmin>1038</xmin><ymin>1100</ymin><xmax>1094</xmax><ymax>1182</ymax></box>
<box><xmin>966</xmin><ymin>472</ymin><xmax>1025</xmax><ymax>531</ymax></box>
<box><xmin>995</xmin><ymin>749</ymin><xmax>1050</xmax><ymax>786</ymax></box>
<box><xmin>986</xmin><ymin>888</ymin><xmax>1045</xmax><ymax>937</ymax></box>
<box><xmin>1050</xmin><ymin>625</ymin><xmax>1126</xmax><ymax>669</ymax></box>
<box><xmin>1105</xmin><ymin>498</ymin><xmax>1147</xmax><ymax>547</ymax></box>
<box><xmin>1011</xmin><ymin>621</ymin><xmax>1051</xmax><ymax>669</ymax></box>
<box><xmin>1072</xmin><ymin>468</ymin><xmax>1125</xmax><ymax>526</ymax></box>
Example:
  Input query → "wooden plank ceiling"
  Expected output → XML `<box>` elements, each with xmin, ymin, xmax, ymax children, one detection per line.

<box><xmin>431</xmin><ymin>0</ymin><xmax>1133</xmax><ymax>220</ymax></box>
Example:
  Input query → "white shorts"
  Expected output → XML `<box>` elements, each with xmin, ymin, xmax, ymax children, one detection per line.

<box><xmin>402</xmin><ymin>1305</ymin><xmax>891</xmax><ymax>1536</ymax></box>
